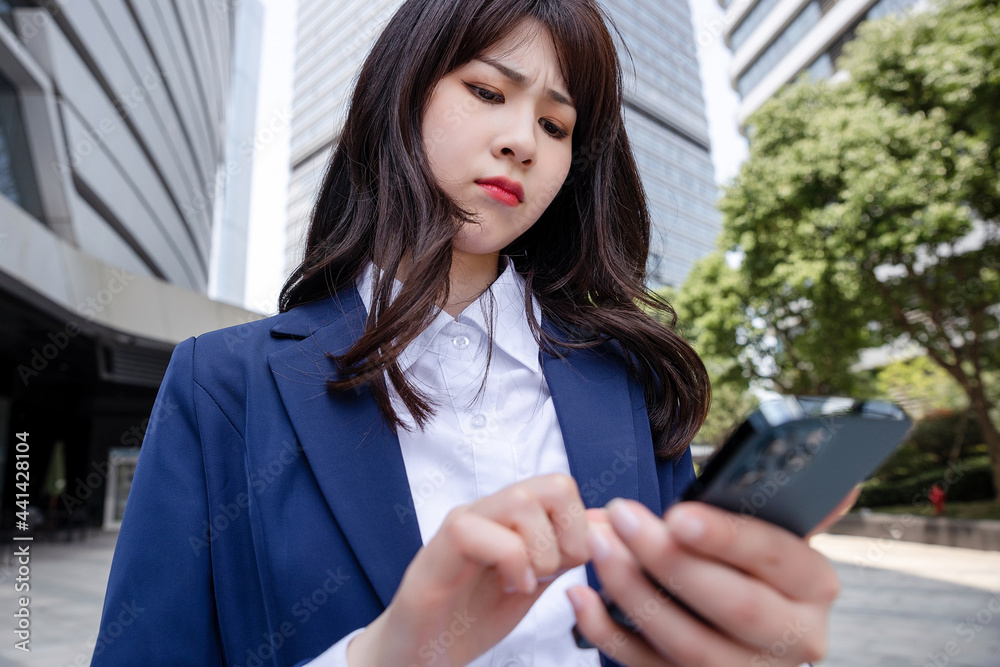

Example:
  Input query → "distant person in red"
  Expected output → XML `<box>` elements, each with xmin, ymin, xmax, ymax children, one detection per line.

<box><xmin>929</xmin><ymin>483</ymin><xmax>947</xmax><ymax>516</ymax></box>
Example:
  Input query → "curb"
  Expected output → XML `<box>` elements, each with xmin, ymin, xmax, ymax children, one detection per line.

<box><xmin>826</xmin><ymin>512</ymin><xmax>1000</xmax><ymax>552</ymax></box>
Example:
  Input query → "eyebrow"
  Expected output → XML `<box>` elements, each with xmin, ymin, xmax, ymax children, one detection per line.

<box><xmin>474</xmin><ymin>56</ymin><xmax>575</xmax><ymax>108</ymax></box>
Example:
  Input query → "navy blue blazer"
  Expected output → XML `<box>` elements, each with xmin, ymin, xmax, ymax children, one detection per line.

<box><xmin>91</xmin><ymin>282</ymin><xmax>695</xmax><ymax>667</ymax></box>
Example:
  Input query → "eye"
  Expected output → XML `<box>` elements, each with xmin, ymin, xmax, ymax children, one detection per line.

<box><xmin>541</xmin><ymin>119</ymin><xmax>570</xmax><ymax>140</ymax></box>
<box><xmin>465</xmin><ymin>83</ymin><xmax>504</xmax><ymax>103</ymax></box>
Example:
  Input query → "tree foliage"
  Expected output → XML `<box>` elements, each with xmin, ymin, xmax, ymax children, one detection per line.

<box><xmin>677</xmin><ymin>0</ymin><xmax>1000</xmax><ymax>497</ymax></box>
<box><xmin>875</xmin><ymin>355</ymin><xmax>967</xmax><ymax>419</ymax></box>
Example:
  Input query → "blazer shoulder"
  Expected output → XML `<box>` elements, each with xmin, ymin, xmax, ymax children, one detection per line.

<box><xmin>190</xmin><ymin>288</ymin><xmax>363</xmax><ymax>367</ymax></box>
<box><xmin>175</xmin><ymin>290</ymin><xmax>364</xmax><ymax>432</ymax></box>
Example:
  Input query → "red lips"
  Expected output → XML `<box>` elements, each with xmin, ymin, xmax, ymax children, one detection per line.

<box><xmin>475</xmin><ymin>176</ymin><xmax>524</xmax><ymax>204</ymax></box>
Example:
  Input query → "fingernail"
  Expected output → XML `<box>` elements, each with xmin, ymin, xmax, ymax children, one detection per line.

<box><xmin>587</xmin><ymin>526</ymin><xmax>611</xmax><ymax>562</ymax></box>
<box><xmin>608</xmin><ymin>498</ymin><xmax>641</xmax><ymax>539</ymax></box>
<box><xmin>566</xmin><ymin>586</ymin><xmax>585</xmax><ymax>613</ymax></box>
<box><xmin>668</xmin><ymin>507</ymin><xmax>705</xmax><ymax>543</ymax></box>
<box><xmin>522</xmin><ymin>567</ymin><xmax>537</xmax><ymax>594</ymax></box>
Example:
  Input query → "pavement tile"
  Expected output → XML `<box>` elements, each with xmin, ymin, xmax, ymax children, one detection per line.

<box><xmin>0</xmin><ymin>531</ymin><xmax>998</xmax><ymax>665</ymax></box>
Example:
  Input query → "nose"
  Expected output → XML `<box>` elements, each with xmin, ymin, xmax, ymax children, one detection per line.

<box><xmin>491</xmin><ymin>110</ymin><xmax>536</xmax><ymax>166</ymax></box>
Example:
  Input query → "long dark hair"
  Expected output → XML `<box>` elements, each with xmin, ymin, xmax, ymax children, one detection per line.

<box><xmin>278</xmin><ymin>0</ymin><xmax>710</xmax><ymax>461</ymax></box>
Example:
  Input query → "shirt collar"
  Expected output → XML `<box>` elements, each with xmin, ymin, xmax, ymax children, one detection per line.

<box><xmin>356</xmin><ymin>257</ymin><xmax>542</xmax><ymax>374</ymax></box>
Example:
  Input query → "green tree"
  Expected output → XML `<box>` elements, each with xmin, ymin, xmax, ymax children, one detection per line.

<box><xmin>716</xmin><ymin>0</ymin><xmax>1000</xmax><ymax>499</ymax></box>
<box><xmin>654</xmin><ymin>278</ymin><xmax>756</xmax><ymax>448</ymax></box>
<box><xmin>673</xmin><ymin>250</ymin><xmax>874</xmax><ymax>396</ymax></box>
<box><xmin>875</xmin><ymin>355</ymin><xmax>967</xmax><ymax>419</ymax></box>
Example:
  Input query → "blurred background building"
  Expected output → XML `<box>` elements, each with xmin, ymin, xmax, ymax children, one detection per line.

<box><xmin>0</xmin><ymin>0</ymin><xmax>263</xmax><ymax>532</ymax></box>
<box><xmin>283</xmin><ymin>0</ymin><xmax>721</xmax><ymax>290</ymax></box>
<box><xmin>210</xmin><ymin>0</ymin><xmax>265</xmax><ymax>307</ymax></box>
<box><xmin>720</xmin><ymin>0</ymin><xmax>921</xmax><ymax>126</ymax></box>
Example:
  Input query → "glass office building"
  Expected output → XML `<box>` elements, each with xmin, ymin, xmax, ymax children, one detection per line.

<box><xmin>0</xmin><ymin>2</ymin><xmax>259</xmax><ymax>529</ymax></box>
<box><xmin>285</xmin><ymin>0</ymin><xmax>720</xmax><ymax>289</ymax></box>
<box><xmin>720</xmin><ymin>0</ymin><xmax>921</xmax><ymax>125</ymax></box>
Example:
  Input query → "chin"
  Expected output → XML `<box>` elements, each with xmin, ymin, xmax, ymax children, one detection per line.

<box><xmin>457</xmin><ymin>224</ymin><xmax>532</xmax><ymax>254</ymax></box>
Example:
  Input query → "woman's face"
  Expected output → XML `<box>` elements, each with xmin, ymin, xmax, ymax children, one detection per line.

<box><xmin>422</xmin><ymin>19</ymin><xmax>577</xmax><ymax>263</ymax></box>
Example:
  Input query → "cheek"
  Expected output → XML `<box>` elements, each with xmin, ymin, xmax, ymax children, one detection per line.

<box><xmin>538</xmin><ymin>147</ymin><xmax>573</xmax><ymax>201</ymax></box>
<box><xmin>423</xmin><ymin>115</ymin><xmax>477</xmax><ymax>187</ymax></box>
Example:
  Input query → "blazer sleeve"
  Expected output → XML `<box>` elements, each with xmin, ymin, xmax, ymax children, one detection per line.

<box><xmin>657</xmin><ymin>444</ymin><xmax>696</xmax><ymax>514</ymax></box>
<box><xmin>91</xmin><ymin>336</ymin><xmax>226</xmax><ymax>665</ymax></box>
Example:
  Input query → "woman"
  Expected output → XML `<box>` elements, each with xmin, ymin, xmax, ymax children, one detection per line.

<box><xmin>92</xmin><ymin>1</ymin><xmax>847</xmax><ymax>665</ymax></box>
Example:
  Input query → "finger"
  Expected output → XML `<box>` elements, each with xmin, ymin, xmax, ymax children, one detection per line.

<box><xmin>586</xmin><ymin>507</ymin><xmax>610</xmax><ymax>525</ymax></box>
<box><xmin>626</xmin><ymin>524</ymin><xmax>822</xmax><ymax>652</ymax></box>
<box><xmin>425</xmin><ymin>511</ymin><xmax>538</xmax><ymax>594</ymax></box>
<box><xmin>585</xmin><ymin>523</ymin><xmax>759</xmax><ymax>666</ymax></box>
<box><xmin>567</xmin><ymin>584</ymin><xmax>678</xmax><ymax>667</ymax></box>
<box><xmin>661</xmin><ymin>501</ymin><xmax>841</xmax><ymax>603</ymax></box>
<box><xmin>807</xmin><ymin>485</ymin><xmax>861</xmax><ymax>539</ymax></box>
<box><xmin>474</xmin><ymin>474</ymin><xmax>590</xmax><ymax>570</ymax></box>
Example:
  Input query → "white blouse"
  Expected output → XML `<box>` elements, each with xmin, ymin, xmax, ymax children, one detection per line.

<box><xmin>307</xmin><ymin>257</ymin><xmax>601</xmax><ymax>666</ymax></box>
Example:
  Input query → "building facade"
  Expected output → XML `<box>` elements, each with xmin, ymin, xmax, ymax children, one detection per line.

<box><xmin>720</xmin><ymin>0</ymin><xmax>921</xmax><ymax>125</ymax></box>
<box><xmin>0</xmin><ymin>0</ymin><xmax>260</xmax><ymax>530</ymax></box>
<box><xmin>210</xmin><ymin>0</ymin><xmax>265</xmax><ymax>307</ymax></box>
<box><xmin>284</xmin><ymin>0</ymin><xmax>720</xmax><ymax>290</ymax></box>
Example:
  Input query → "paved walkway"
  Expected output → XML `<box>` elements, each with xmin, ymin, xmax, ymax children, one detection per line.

<box><xmin>0</xmin><ymin>531</ymin><xmax>998</xmax><ymax>666</ymax></box>
<box><xmin>810</xmin><ymin>535</ymin><xmax>1000</xmax><ymax>666</ymax></box>
<box><xmin>0</xmin><ymin>530</ymin><xmax>118</xmax><ymax>667</ymax></box>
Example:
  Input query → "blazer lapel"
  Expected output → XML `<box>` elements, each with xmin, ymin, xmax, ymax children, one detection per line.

<box><xmin>539</xmin><ymin>318</ymin><xmax>640</xmax><ymax>510</ymax></box>
<box><xmin>267</xmin><ymin>287</ymin><xmax>641</xmax><ymax>611</ymax></box>
<box><xmin>539</xmin><ymin>320</ymin><xmax>641</xmax><ymax>667</ymax></box>
<box><xmin>268</xmin><ymin>287</ymin><xmax>422</xmax><ymax>608</ymax></box>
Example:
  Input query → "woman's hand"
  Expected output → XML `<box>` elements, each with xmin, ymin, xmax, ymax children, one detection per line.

<box><xmin>568</xmin><ymin>488</ymin><xmax>860</xmax><ymax>666</ymax></box>
<box><xmin>347</xmin><ymin>473</ymin><xmax>591</xmax><ymax>666</ymax></box>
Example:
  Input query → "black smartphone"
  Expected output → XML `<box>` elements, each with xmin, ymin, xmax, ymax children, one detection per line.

<box><xmin>679</xmin><ymin>394</ymin><xmax>912</xmax><ymax>536</ymax></box>
<box><xmin>573</xmin><ymin>395</ymin><xmax>912</xmax><ymax>647</ymax></box>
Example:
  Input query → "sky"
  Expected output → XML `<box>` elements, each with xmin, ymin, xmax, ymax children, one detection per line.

<box><xmin>240</xmin><ymin>0</ymin><xmax>750</xmax><ymax>315</ymax></box>
<box><xmin>688</xmin><ymin>1</ymin><xmax>751</xmax><ymax>187</ymax></box>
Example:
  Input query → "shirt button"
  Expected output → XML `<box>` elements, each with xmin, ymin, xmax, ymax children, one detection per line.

<box><xmin>452</xmin><ymin>334</ymin><xmax>470</xmax><ymax>350</ymax></box>
<box><xmin>470</xmin><ymin>413</ymin><xmax>487</xmax><ymax>429</ymax></box>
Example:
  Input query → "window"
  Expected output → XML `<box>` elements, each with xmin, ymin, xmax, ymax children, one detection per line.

<box><xmin>867</xmin><ymin>0</ymin><xmax>918</xmax><ymax>20</ymax></box>
<box><xmin>0</xmin><ymin>70</ymin><xmax>43</xmax><ymax>219</ymax></box>
<box><xmin>737</xmin><ymin>1</ymin><xmax>822</xmax><ymax>97</ymax></box>
<box><xmin>804</xmin><ymin>52</ymin><xmax>834</xmax><ymax>81</ymax></box>
<box><xmin>730</xmin><ymin>0</ymin><xmax>783</xmax><ymax>52</ymax></box>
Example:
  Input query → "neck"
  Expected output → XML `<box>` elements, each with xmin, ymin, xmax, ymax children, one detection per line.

<box><xmin>442</xmin><ymin>250</ymin><xmax>502</xmax><ymax>319</ymax></box>
<box><xmin>394</xmin><ymin>250</ymin><xmax>503</xmax><ymax>320</ymax></box>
